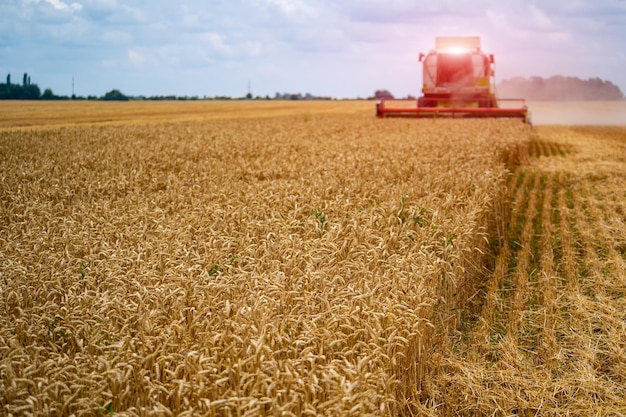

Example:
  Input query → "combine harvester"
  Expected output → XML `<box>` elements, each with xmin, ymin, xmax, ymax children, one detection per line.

<box><xmin>376</xmin><ymin>36</ymin><xmax>528</xmax><ymax>121</ymax></box>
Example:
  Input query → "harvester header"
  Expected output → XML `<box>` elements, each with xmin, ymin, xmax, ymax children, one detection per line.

<box><xmin>376</xmin><ymin>36</ymin><xmax>528</xmax><ymax>121</ymax></box>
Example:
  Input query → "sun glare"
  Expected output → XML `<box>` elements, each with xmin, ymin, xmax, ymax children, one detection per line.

<box><xmin>442</xmin><ymin>46</ymin><xmax>471</xmax><ymax>55</ymax></box>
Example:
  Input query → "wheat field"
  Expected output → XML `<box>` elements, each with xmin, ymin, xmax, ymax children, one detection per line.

<box><xmin>1</xmin><ymin>101</ymin><xmax>624</xmax><ymax>416</ymax></box>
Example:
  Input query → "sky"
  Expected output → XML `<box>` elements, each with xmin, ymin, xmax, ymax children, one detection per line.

<box><xmin>1</xmin><ymin>0</ymin><xmax>625</xmax><ymax>98</ymax></box>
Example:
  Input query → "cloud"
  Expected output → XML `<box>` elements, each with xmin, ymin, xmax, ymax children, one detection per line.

<box><xmin>22</xmin><ymin>0</ymin><xmax>82</xmax><ymax>13</ymax></box>
<box><xmin>13</xmin><ymin>0</ymin><xmax>84</xmax><ymax>25</ymax></box>
<box><xmin>485</xmin><ymin>5</ymin><xmax>571</xmax><ymax>46</ymax></box>
<box><xmin>102</xmin><ymin>30</ymin><xmax>132</xmax><ymax>44</ymax></box>
<box><xmin>81</xmin><ymin>0</ymin><xmax>144</xmax><ymax>24</ymax></box>
<box><xmin>262</xmin><ymin>0</ymin><xmax>317</xmax><ymax>19</ymax></box>
<box><xmin>333</xmin><ymin>0</ymin><xmax>481</xmax><ymax>24</ymax></box>
<box><xmin>203</xmin><ymin>33</ymin><xmax>233</xmax><ymax>56</ymax></box>
<box><xmin>242</xmin><ymin>41</ymin><xmax>262</xmax><ymax>57</ymax></box>
<box><xmin>127</xmin><ymin>49</ymin><xmax>147</xmax><ymax>67</ymax></box>
<box><xmin>45</xmin><ymin>0</ymin><xmax>82</xmax><ymax>12</ymax></box>
<box><xmin>529</xmin><ymin>5</ymin><xmax>554</xmax><ymax>30</ymax></box>
<box><xmin>537</xmin><ymin>0</ymin><xmax>626</xmax><ymax>16</ymax></box>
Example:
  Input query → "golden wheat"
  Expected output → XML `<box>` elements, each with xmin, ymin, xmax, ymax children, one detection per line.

<box><xmin>0</xmin><ymin>104</ymin><xmax>533</xmax><ymax>416</ymax></box>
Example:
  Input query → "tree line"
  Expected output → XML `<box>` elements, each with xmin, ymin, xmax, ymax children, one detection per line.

<box><xmin>0</xmin><ymin>73</ymin><xmax>134</xmax><ymax>101</ymax></box>
<box><xmin>0</xmin><ymin>73</ymin><xmax>337</xmax><ymax>101</ymax></box>
<box><xmin>11</xmin><ymin>72</ymin><xmax>620</xmax><ymax>102</ymax></box>
<box><xmin>0</xmin><ymin>73</ymin><xmax>41</xmax><ymax>99</ymax></box>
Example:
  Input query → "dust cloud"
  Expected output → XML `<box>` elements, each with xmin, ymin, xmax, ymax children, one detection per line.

<box><xmin>528</xmin><ymin>101</ymin><xmax>626</xmax><ymax>125</ymax></box>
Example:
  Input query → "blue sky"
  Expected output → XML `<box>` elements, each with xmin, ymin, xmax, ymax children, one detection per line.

<box><xmin>1</xmin><ymin>0</ymin><xmax>625</xmax><ymax>98</ymax></box>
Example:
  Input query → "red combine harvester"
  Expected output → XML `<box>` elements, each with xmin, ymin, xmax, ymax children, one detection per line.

<box><xmin>376</xmin><ymin>36</ymin><xmax>528</xmax><ymax>121</ymax></box>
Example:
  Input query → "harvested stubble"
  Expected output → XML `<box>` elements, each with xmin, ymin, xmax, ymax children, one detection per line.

<box><xmin>0</xmin><ymin>113</ymin><xmax>531</xmax><ymax>416</ymax></box>
<box><xmin>431</xmin><ymin>126</ymin><xmax>626</xmax><ymax>415</ymax></box>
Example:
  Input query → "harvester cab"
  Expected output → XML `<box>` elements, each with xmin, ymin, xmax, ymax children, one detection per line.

<box><xmin>376</xmin><ymin>36</ymin><xmax>528</xmax><ymax>121</ymax></box>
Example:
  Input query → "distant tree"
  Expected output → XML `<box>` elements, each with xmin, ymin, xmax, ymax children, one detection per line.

<box><xmin>0</xmin><ymin>74</ymin><xmax>40</xmax><ymax>99</ymax></box>
<box><xmin>102</xmin><ymin>89</ymin><xmax>129</xmax><ymax>101</ymax></box>
<box><xmin>23</xmin><ymin>84</ymin><xmax>41</xmax><ymax>99</ymax></box>
<box><xmin>41</xmin><ymin>88</ymin><xmax>56</xmax><ymax>100</ymax></box>
<box><xmin>373</xmin><ymin>89</ymin><xmax>394</xmax><ymax>100</ymax></box>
